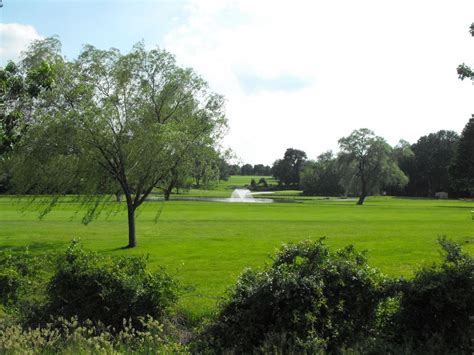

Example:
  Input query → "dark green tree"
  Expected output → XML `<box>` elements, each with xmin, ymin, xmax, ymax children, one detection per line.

<box><xmin>253</xmin><ymin>164</ymin><xmax>265</xmax><ymax>175</ymax></box>
<box><xmin>228</xmin><ymin>164</ymin><xmax>241</xmax><ymax>175</ymax></box>
<box><xmin>272</xmin><ymin>148</ymin><xmax>307</xmax><ymax>187</ymax></box>
<box><xmin>455</xmin><ymin>25</ymin><xmax>474</xmax><ymax>196</ymax></box>
<box><xmin>407</xmin><ymin>130</ymin><xmax>459</xmax><ymax>196</ymax></box>
<box><xmin>300</xmin><ymin>151</ymin><xmax>344</xmax><ymax>196</ymax></box>
<box><xmin>240</xmin><ymin>163</ymin><xmax>253</xmax><ymax>175</ymax></box>
<box><xmin>450</xmin><ymin>115</ymin><xmax>474</xmax><ymax>195</ymax></box>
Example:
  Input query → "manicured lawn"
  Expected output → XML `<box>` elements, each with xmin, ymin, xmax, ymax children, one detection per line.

<box><xmin>0</xmin><ymin>178</ymin><xmax>473</xmax><ymax>318</ymax></box>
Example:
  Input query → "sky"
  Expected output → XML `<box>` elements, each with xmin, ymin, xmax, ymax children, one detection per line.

<box><xmin>1</xmin><ymin>0</ymin><xmax>474</xmax><ymax>165</ymax></box>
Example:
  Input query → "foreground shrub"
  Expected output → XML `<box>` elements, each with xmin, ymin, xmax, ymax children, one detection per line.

<box><xmin>203</xmin><ymin>239</ymin><xmax>388</xmax><ymax>353</ymax></box>
<box><xmin>44</xmin><ymin>241</ymin><xmax>179</xmax><ymax>330</ymax></box>
<box><xmin>0</xmin><ymin>249</ymin><xmax>50</xmax><ymax>308</ymax></box>
<box><xmin>0</xmin><ymin>316</ymin><xmax>188</xmax><ymax>354</ymax></box>
<box><xmin>386</xmin><ymin>237</ymin><xmax>474</xmax><ymax>352</ymax></box>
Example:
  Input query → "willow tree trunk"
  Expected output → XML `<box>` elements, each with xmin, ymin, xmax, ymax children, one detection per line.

<box><xmin>357</xmin><ymin>178</ymin><xmax>368</xmax><ymax>205</ymax></box>
<box><xmin>164</xmin><ymin>188</ymin><xmax>171</xmax><ymax>201</ymax></box>
<box><xmin>127</xmin><ymin>203</ymin><xmax>137</xmax><ymax>248</ymax></box>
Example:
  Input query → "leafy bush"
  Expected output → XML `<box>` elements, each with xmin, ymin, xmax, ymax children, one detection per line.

<box><xmin>0</xmin><ymin>268</ymin><xmax>21</xmax><ymax>306</ymax></box>
<box><xmin>250</xmin><ymin>178</ymin><xmax>258</xmax><ymax>190</ymax></box>
<box><xmin>258</xmin><ymin>177</ymin><xmax>268</xmax><ymax>188</ymax></box>
<box><xmin>202</xmin><ymin>239</ymin><xmax>388</xmax><ymax>353</ymax></box>
<box><xmin>45</xmin><ymin>241</ymin><xmax>179</xmax><ymax>330</ymax></box>
<box><xmin>386</xmin><ymin>237</ymin><xmax>474</xmax><ymax>352</ymax></box>
<box><xmin>0</xmin><ymin>249</ymin><xmax>49</xmax><ymax>307</ymax></box>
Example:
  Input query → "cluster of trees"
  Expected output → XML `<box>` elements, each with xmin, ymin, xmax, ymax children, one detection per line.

<box><xmin>386</xmin><ymin>128</ymin><xmax>473</xmax><ymax>197</ymax></box>
<box><xmin>0</xmin><ymin>38</ymin><xmax>227</xmax><ymax>247</ymax></box>
<box><xmin>271</xmin><ymin>148</ymin><xmax>307</xmax><ymax>186</ymax></box>
<box><xmin>273</xmin><ymin>122</ymin><xmax>473</xmax><ymax>204</ymax></box>
<box><xmin>224</xmin><ymin>163</ymin><xmax>272</xmax><ymax>176</ymax></box>
<box><xmin>272</xmin><ymin>130</ymin><xmax>410</xmax><ymax>204</ymax></box>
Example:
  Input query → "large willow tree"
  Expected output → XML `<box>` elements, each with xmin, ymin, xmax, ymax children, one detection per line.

<box><xmin>337</xmin><ymin>129</ymin><xmax>408</xmax><ymax>205</ymax></box>
<box><xmin>9</xmin><ymin>39</ymin><xmax>226</xmax><ymax>247</ymax></box>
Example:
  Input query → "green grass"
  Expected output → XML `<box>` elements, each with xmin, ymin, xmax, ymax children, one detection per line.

<box><xmin>0</xmin><ymin>176</ymin><xmax>473</xmax><ymax>318</ymax></box>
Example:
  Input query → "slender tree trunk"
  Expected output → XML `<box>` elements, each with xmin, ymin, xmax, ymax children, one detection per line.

<box><xmin>127</xmin><ymin>203</ymin><xmax>137</xmax><ymax>248</ymax></box>
<box><xmin>164</xmin><ymin>188</ymin><xmax>171</xmax><ymax>201</ymax></box>
<box><xmin>357</xmin><ymin>178</ymin><xmax>367</xmax><ymax>205</ymax></box>
<box><xmin>357</xmin><ymin>193</ymin><xmax>367</xmax><ymax>205</ymax></box>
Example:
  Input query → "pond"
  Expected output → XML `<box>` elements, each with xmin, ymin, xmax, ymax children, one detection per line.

<box><xmin>147</xmin><ymin>189</ymin><xmax>277</xmax><ymax>203</ymax></box>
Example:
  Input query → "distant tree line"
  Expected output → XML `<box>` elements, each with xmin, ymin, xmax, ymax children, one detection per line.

<box><xmin>271</xmin><ymin>119</ymin><xmax>473</xmax><ymax>203</ymax></box>
<box><xmin>224</xmin><ymin>163</ymin><xmax>272</xmax><ymax>176</ymax></box>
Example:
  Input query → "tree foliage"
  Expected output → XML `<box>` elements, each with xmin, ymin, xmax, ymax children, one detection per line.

<box><xmin>383</xmin><ymin>140</ymin><xmax>415</xmax><ymax>195</ymax></box>
<box><xmin>404</xmin><ymin>130</ymin><xmax>459</xmax><ymax>196</ymax></box>
<box><xmin>300</xmin><ymin>151</ymin><xmax>344</xmax><ymax>196</ymax></box>
<box><xmin>0</xmin><ymin>39</ymin><xmax>60</xmax><ymax>191</ymax></box>
<box><xmin>7</xmin><ymin>39</ymin><xmax>226</xmax><ymax>247</ymax></box>
<box><xmin>337</xmin><ymin>129</ymin><xmax>407</xmax><ymax>204</ymax></box>
<box><xmin>450</xmin><ymin>115</ymin><xmax>474</xmax><ymax>195</ymax></box>
<box><xmin>272</xmin><ymin>148</ymin><xmax>307</xmax><ymax>187</ymax></box>
<box><xmin>191</xmin><ymin>144</ymin><xmax>221</xmax><ymax>189</ymax></box>
<box><xmin>240</xmin><ymin>163</ymin><xmax>253</xmax><ymax>175</ymax></box>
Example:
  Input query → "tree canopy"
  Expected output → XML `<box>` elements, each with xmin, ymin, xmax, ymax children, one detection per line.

<box><xmin>0</xmin><ymin>39</ymin><xmax>59</xmax><ymax>191</ymax></box>
<box><xmin>338</xmin><ymin>128</ymin><xmax>407</xmax><ymax>205</ymax></box>
<box><xmin>272</xmin><ymin>148</ymin><xmax>307</xmax><ymax>187</ymax></box>
<box><xmin>300</xmin><ymin>151</ymin><xmax>344</xmax><ymax>196</ymax></box>
<box><xmin>7</xmin><ymin>38</ymin><xmax>226</xmax><ymax>247</ymax></box>
<box><xmin>450</xmin><ymin>115</ymin><xmax>474</xmax><ymax>195</ymax></box>
<box><xmin>404</xmin><ymin>130</ymin><xmax>459</xmax><ymax>196</ymax></box>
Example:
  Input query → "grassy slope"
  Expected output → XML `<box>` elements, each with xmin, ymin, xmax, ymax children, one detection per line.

<box><xmin>0</xmin><ymin>176</ymin><xmax>473</xmax><ymax>317</ymax></box>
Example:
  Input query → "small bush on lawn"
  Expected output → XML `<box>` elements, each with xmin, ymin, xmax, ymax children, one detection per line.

<box><xmin>385</xmin><ymin>237</ymin><xmax>474</xmax><ymax>352</ymax></box>
<box><xmin>45</xmin><ymin>240</ymin><xmax>179</xmax><ymax>330</ymax></box>
<box><xmin>202</xmin><ymin>239</ymin><xmax>388</xmax><ymax>353</ymax></box>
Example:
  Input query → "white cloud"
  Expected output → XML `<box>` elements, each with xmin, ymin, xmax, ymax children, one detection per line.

<box><xmin>2</xmin><ymin>5</ymin><xmax>473</xmax><ymax>166</ymax></box>
<box><xmin>166</xmin><ymin>1</ymin><xmax>474</xmax><ymax>164</ymax></box>
<box><xmin>0</xmin><ymin>23</ymin><xmax>42</xmax><ymax>64</ymax></box>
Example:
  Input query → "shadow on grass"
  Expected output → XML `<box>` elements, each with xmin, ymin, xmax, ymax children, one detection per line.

<box><xmin>108</xmin><ymin>245</ymin><xmax>133</xmax><ymax>252</ymax></box>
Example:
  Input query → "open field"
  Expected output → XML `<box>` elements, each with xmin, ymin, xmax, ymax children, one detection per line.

<box><xmin>0</xmin><ymin>176</ymin><xmax>473</xmax><ymax>318</ymax></box>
